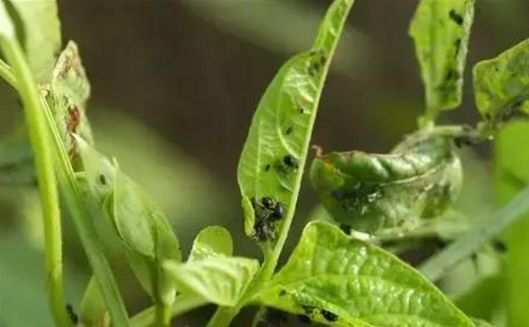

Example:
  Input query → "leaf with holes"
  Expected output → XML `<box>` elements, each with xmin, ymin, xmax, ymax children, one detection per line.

<box><xmin>409</xmin><ymin>0</ymin><xmax>474</xmax><ymax>115</ymax></box>
<box><xmin>254</xmin><ymin>221</ymin><xmax>474</xmax><ymax>326</ymax></box>
<box><xmin>237</xmin><ymin>0</ymin><xmax>355</xmax><ymax>245</ymax></box>
<box><xmin>44</xmin><ymin>41</ymin><xmax>93</xmax><ymax>157</ymax></box>
<box><xmin>474</xmin><ymin>39</ymin><xmax>529</xmax><ymax>126</ymax></box>
<box><xmin>310</xmin><ymin>129</ymin><xmax>463</xmax><ymax>235</ymax></box>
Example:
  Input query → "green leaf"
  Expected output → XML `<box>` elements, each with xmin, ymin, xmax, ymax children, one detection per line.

<box><xmin>0</xmin><ymin>1</ymin><xmax>16</xmax><ymax>41</ymax></box>
<box><xmin>4</xmin><ymin>0</ymin><xmax>61</xmax><ymax>83</ymax></box>
<box><xmin>164</xmin><ymin>256</ymin><xmax>259</xmax><ymax>307</ymax></box>
<box><xmin>237</xmin><ymin>0</ymin><xmax>355</xmax><ymax>243</ymax></box>
<box><xmin>45</xmin><ymin>41</ymin><xmax>93</xmax><ymax>155</ymax></box>
<box><xmin>310</xmin><ymin>129</ymin><xmax>463</xmax><ymax>235</ymax></box>
<box><xmin>474</xmin><ymin>39</ymin><xmax>529</xmax><ymax>126</ymax></box>
<box><xmin>79</xmin><ymin>277</ymin><xmax>110</xmax><ymax>327</ymax></box>
<box><xmin>409</xmin><ymin>0</ymin><xmax>475</xmax><ymax>116</ymax></box>
<box><xmin>76</xmin><ymin>137</ymin><xmax>181</xmax><ymax>304</ymax></box>
<box><xmin>254</xmin><ymin>221</ymin><xmax>474</xmax><ymax>326</ymax></box>
<box><xmin>189</xmin><ymin>226</ymin><xmax>233</xmax><ymax>261</ymax></box>
<box><xmin>495</xmin><ymin>120</ymin><xmax>529</xmax><ymax>327</ymax></box>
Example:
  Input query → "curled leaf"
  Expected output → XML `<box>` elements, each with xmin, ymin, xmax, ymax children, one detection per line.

<box><xmin>310</xmin><ymin>130</ymin><xmax>463</xmax><ymax>235</ymax></box>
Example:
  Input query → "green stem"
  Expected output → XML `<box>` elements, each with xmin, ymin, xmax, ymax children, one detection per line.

<box><xmin>41</xmin><ymin>99</ymin><xmax>130</xmax><ymax>326</ymax></box>
<box><xmin>0</xmin><ymin>39</ymin><xmax>70</xmax><ymax>327</ymax></box>
<box><xmin>130</xmin><ymin>295</ymin><xmax>207</xmax><ymax>327</ymax></box>
<box><xmin>154</xmin><ymin>303</ymin><xmax>171</xmax><ymax>327</ymax></box>
<box><xmin>0</xmin><ymin>49</ymin><xmax>130</xmax><ymax>326</ymax></box>
<box><xmin>419</xmin><ymin>185</ymin><xmax>529</xmax><ymax>281</ymax></box>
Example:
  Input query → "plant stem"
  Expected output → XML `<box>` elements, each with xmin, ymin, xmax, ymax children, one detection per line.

<box><xmin>41</xmin><ymin>99</ymin><xmax>131</xmax><ymax>326</ymax></box>
<box><xmin>0</xmin><ymin>58</ymin><xmax>17</xmax><ymax>89</ymax></box>
<box><xmin>154</xmin><ymin>303</ymin><xmax>171</xmax><ymax>327</ymax></box>
<box><xmin>0</xmin><ymin>39</ymin><xmax>70</xmax><ymax>327</ymax></box>
<box><xmin>130</xmin><ymin>295</ymin><xmax>207</xmax><ymax>327</ymax></box>
<box><xmin>420</xmin><ymin>185</ymin><xmax>529</xmax><ymax>281</ymax></box>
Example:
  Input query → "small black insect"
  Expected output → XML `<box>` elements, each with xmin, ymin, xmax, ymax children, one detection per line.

<box><xmin>270</xmin><ymin>202</ymin><xmax>284</xmax><ymax>220</ymax></box>
<box><xmin>279</xmin><ymin>289</ymin><xmax>287</xmax><ymax>297</ymax></box>
<box><xmin>261</xmin><ymin>196</ymin><xmax>275</xmax><ymax>209</ymax></box>
<box><xmin>66</xmin><ymin>304</ymin><xmax>79</xmax><ymax>325</ymax></box>
<box><xmin>254</xmin><ymin>218</ymin><xmax>275</xmax><ymax>242</ymax></box>
<box><xmin>264</xmin><ymin>164</ymin><xmax>271</xmax><ymax>172</ymax></box>
<box><xmin>321</xmin><ymin>309</ymin><xmax>338</xmax><ymax>322</ymax></box>
<box><xmin>283</xmin><ymin>154</ymin><xmax>299</xmax><ymax>169</ymax></box>
<box><xmin>285</xmin><ymin>126</ymin><xmax>293</xmax><ymax>135</ymax></box>
<box><xmin>449</xmin><ymin>9</ymin><xmax>463</xmax><ymax>25</ymax></box>
<box><xmin>492</xmin><ymin>240</ymin><xmax>507</xmax><ymax>253</ymax></box>
<box><xmin>98</xmin><ymin>174</ymin><xmax>107</xmax><ymax>186</ymax></box>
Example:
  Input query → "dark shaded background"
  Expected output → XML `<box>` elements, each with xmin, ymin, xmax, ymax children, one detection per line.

<box><xmin>0</xmin><ymin>0</ymin><xmax>526</xmax><ymax>325</ymax></box>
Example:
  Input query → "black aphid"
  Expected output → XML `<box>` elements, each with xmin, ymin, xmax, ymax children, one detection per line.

<box><xmin>270</xmin><ymin>202</ymin><xmax>284</xmax><ymax>220</ymax></box>
<box><xmin>264</xmin><ymin>164</ymin><xmax>271</xmax><ymax>172</ymax></box>
<box><xmin>283</xmin><ymin>154</ymin><xmax>298</xmax><ymax>169</ymax></box>
<box><xmin>261</xmin><ymin>196</ymin><xmax>275</xmax><ymax>209</ymax></box>
<box><xmin>66</xmin><ymin>304</ymin><xmax>79</xmax><ymax>324</ymax></box>
<box><xmin>449</xmin><ymin>9</ymin><xmax>463</xmax><ymax>25</ymax></box>
<box><xmin>493</xmin><ymin>240</ymin><xmax>507</xmax><ymax>252</ymax></box>
<box><xmin>98</xmin><ymin>174</ymin><xmax>107</xmax><ymax>186</ymax></box>
<box><xmin>321</xmin><ymin>309</ymin><xmax>338</xmax><ymax>322</ymax></box>
<box><xmin>279</xmin><ymin>289</ymin><xmax>287</xmax><ymax>297</ymax></box>
<box><xmin>285</xmin><ymin>126</ymin><xmax>293</xmax><ymax>135</ymax></box>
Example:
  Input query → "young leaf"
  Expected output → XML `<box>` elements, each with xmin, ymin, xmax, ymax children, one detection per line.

<box><xmin>79</xmin><ymin>277</ymin><xmax>110</xmax><ymax>327</ymax></box>
<box><xmin>0</xmin><ymin>1</ymin><xmax>16</xmax><ymax>41</ymax></box>
<box><xmin>254</xmin><ymin>221</ymin><xmax>474</xmax><ymax>326</ymax></box>
<box><xmin>76</xmin><ymin>137</ymin><xmax>181</xmax><ymax>307</ymax></box>
<box><xmin>188</xmin><ymin>225</ymin><xmax>233</xmax><ymax>261</ymax></box>
<box><xmin>409</xmin><ymin>0</ymin><xmax>475</xmax><ymax>118</ymax></box>
<box><xmin>44</xmin><ymin>41</ymin><xmax>93</xmax><ymax>156</ymax></box>
<box><xmin>310</xmin><ymin>129</ymin><xmax>462</xmax><ymax>235</ymax></box>
<box><xmin>495</xmin><ymin>120</ymin><xmax>529</xmax><ymax>326</ymax></box>
<box><xmin>4</xmin><ymin>0</ymin><xmax>61</xmax><ymax>83</ymax></box>
<box><xmin>237</xmin><ymin>0</ymin><xmax>355</xmax><ymax>245</ymax></box>
<box><xmin>164</xmin><ymin>256</ymin><xmax>259</xmax><ymax>307</ymax></box>
<box><xmin>474</xmin><ymin>39</ymin><xmax>529</xmax><ymax>126</ymax></box>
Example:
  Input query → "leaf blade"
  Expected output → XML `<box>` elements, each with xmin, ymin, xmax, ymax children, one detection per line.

<box><xmin>237</xmin><ymin>0</ymin><xmax>355</xmax><ymax>245</ymax></box>
<box><xmin>6</xmin><ymin>0</ymin><xmax>61</xmax><ymax>83</ymax></box>
<box><xmin>255</xmin><ymin>221</ymin><xmax>474</xmax><ymax>326</ymax></box>
<box><xmin>410</xmin><ymin>0</ymin><xmax>475</xmax><ymax>116</ymax></box>
<box><xmin>165</xmin><ymin>256</ymin><xmax>259</xmax><ymax>307</ymax></box>
<box><xmin>474</xmin><ymin>39</ymin><xmax>529</xmax><ymax>125</ymax></box>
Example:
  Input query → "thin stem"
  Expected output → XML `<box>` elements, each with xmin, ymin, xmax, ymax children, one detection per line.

<box><xmin>130</xmin><ymin>295</ymin><xmax>207</xmax><ymax>327</ymax></box>
<box><xmin>419</xmin><ymin>186</ymin><xmax>529</xmax><ymax>281</ymax></box>
<box><xmin>0</xmin><ymin>39</ymin><xmax>70</xmax><ymax>327</ymax></box>
<box><xmin>154</xmin><ymin>303</ymin><xmax>171</xmax><ymax>327</ymax></box>
<box><xmin>41</xmin><ymin>98</ymin><xmax>131</xmax><ymax>326</ymax></box>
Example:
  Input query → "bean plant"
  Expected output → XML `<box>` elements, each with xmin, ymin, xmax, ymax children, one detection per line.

<box><xmin>1</xmin><ymin>0</ymin><xmax>529</xmax><ymax>326</ymax></box>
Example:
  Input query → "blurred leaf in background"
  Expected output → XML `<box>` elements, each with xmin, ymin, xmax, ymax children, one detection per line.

<box><xmin>495</xmin><ymin>120</ymin><xmax>529</xmax><ymax>327</ymax></box>
<box><xmin>179</xmin><ymin>0</ymin><xmax>370</xmax><ymax>79</ymax></box>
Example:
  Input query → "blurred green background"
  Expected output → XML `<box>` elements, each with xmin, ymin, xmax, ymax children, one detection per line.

<box><xmin>0</xmin><ymin>0</ymin><xmax>527</xmax><ymax>325</ymax></box>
